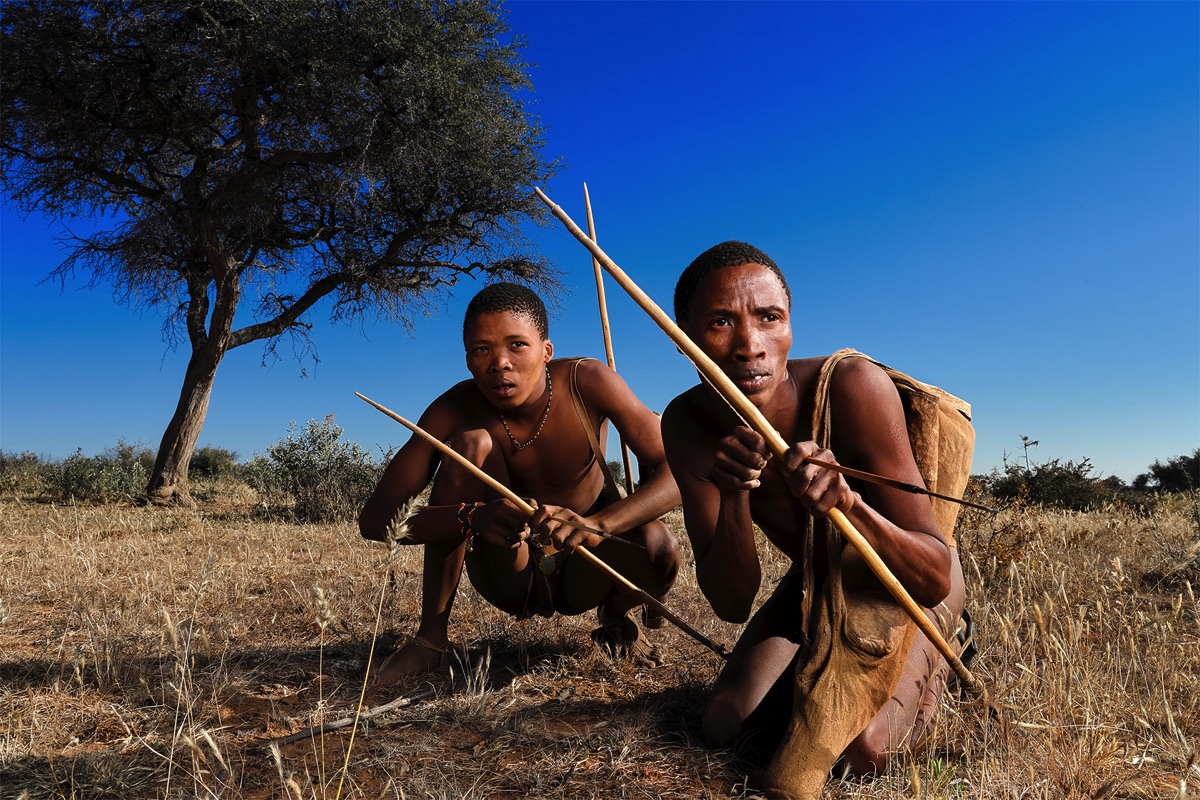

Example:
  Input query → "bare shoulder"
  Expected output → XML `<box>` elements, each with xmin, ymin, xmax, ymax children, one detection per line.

<box><xmin>423</xmin><ymin>378</ymin><xmax>491</xmax><ymax>432</ymax></box>
<box><xmin>825</xmin><ymin>355</ymin><xmax>913</xmax><ymax>470</ymax></box>
<box><xmin>786</xmin><ymin>356</ymin><xmax>827</xmax><ymax>393</ymax></box>
<box><xmin>827</xmin><ymin>356</ymin><xmax>900</xmax><ymax>411</ymax></box>
<box><xmin>661</xmin><ymin>384</ymin><xmax>717</xmax><ymax>446</ymax></box>
<box><xmin>555</xmin><ymin>356</ymin><xmax>638</xmax><ymax>411</ymax></box>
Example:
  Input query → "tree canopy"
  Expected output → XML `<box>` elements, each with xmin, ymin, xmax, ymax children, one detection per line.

<box><xmin>1</xmin><ymin>0</ymin><xmax>559</xmax><ymax>502</ymax></box>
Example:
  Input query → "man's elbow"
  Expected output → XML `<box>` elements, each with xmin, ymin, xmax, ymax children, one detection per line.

<box><xmin>913</xmin><ymin>547</ymin><xmax>952</xmax><ymax>608</ymax></box>
<box><xmin>702</xmin><ymin>587</ymin><xmax>753</xmax><ymax>625</ymax></box>
<box><xmin>358</xmin><ymin>505</ymin><xmax>386</xmax><ymax>542</ymax></box>
<box><xmin>916</xmin><ymin>573</ymin><xmax>951</xmax><ymax>610</ymax></box>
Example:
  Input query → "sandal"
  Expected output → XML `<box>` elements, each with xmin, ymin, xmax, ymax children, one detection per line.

<box><xmin>411</xmin><ymin>634</ymin><xmax>449</xmax><ymax>657</ymax></box>
<box><xmin>371</xmin><ymin>635</ymin><xmax>449</xmax><ymax>686</ymax></box>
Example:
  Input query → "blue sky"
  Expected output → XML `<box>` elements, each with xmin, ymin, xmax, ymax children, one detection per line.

<box><xmin>2</xmin><ymin>1</ymin><xmax>1197</xmax><ymax>482</ymax></box>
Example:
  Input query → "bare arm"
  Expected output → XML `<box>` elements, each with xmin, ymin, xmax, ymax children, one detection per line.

<box><xmin>661</xmin><ymin>391</ymin><xmax>762</xmax><ymax>622</ymax></box>
<box><xmin>358</xmin><ymin>398</ymin><xmax>457</xmax><ymax>542</ymax></box>
<box><xmin>780</xmin><ymin>359</ymin><xmax>951</xmax><ymax>607</ymax></box>
<box><xmin>534</xmin><ymin>360</ymin><xmax>681</xmax><ymax>551</ymax></box>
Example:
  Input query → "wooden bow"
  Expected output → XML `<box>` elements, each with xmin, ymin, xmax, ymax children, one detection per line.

<box><xmin>356</xmin><ymin>391</ymin><xmax>730</xmax><ymax>661</ymax></box>
<box><xmin>533</xmin><ymin>188</ymin><xmax>986</xmax><ymax>699</ymax></box>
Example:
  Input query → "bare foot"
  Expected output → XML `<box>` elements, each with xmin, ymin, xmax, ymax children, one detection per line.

<box><xmin>591</xmin><ymin>614</ymin><xmax>664</xmax><ymax>666</ymax></box>
<box><xmin>370</xmin><ymin>635</ymin><xmax>448</xmax><ymax>687</ymax></box>
<box><xmin>641</xmin><ymin>602</ymin><xmax>667</xmax><ymax>630</ymax></box>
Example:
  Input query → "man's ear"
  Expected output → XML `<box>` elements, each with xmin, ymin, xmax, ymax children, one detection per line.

<box><xmin>544</xmin><ymin>340</ymin><xmax>554</xmax><ymax>362</ymax></box>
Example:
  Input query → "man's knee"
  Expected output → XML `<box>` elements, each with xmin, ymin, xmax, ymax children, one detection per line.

<box><xmin>841</xmin><ymin>718</ymin><xmax>892</xmax><ymax>776</ymax></box>
<box><xmin>445</xmin><ymin>428</ymin><xmax>494</xmax><ymax>465</ymax></box>
<box><xmin>642</xmin><ymin>519</ymin><xmax>681</xmax><ymax>586</ymax></box>
<box><xmin>432</xmin><ymin>429</ymin><xmax>500</xmax><ymax>501</ymax></box>
<box><xmin>703</xmin><ymin>695</ymin><xmax>746</xmax><ymax>749</ymax></box>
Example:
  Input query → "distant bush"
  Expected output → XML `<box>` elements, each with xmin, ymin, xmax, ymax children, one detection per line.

<box><xmin>0</xmin><ymin>451</ymin><xmax>54</xmax><ymax>498</ymax></box>
<box><xmin>1132</xmin><ymin>449</ymin><xmax>1199</xmax><ymax>494</ymax></box>
<box><xmin>247</xmin><ymin>415</ymin><xmax>385</xmax><ymax>523</ymax></box>
<box><xmin>190</xmin><ymin>446</ymin><xmax>240</xmax><ymax>481</ymax></box>
<box><xmin>974</xmin><ymin>436</ymin><xmax>1190</xmax><ymax>513</ymax></box>
<box><xmin>983</xmin><ymin>456</ymin><xmax>1129</xmax><ymax>512</ymax></box>
<box><xmin>56</xmin><ymin>440</ymin><xmax>155</xmax><ymax>503</ymax></box>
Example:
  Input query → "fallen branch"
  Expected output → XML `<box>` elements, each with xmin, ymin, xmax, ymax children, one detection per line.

<box><xmin>263</xmin><ymin>685</ymin><xmax>437</xmax><ymax>748</ymax></box>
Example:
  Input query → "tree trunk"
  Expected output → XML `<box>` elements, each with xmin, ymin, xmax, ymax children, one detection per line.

<box><xmin>145</xmin><ymin>344</ymin><xmax>224</xmax><ymax>506</ymax></box>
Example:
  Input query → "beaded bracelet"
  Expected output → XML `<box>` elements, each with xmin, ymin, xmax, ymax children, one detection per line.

<box><xmin>457</xmin><ymin>501</ymin><xmax>485</xmax><ymax>551</ymax></box>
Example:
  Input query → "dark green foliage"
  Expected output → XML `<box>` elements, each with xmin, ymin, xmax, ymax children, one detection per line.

<box><xmin>1132</xmin><ymin>449</ymin><xmax>1199</xmax><ymax>493</ymax></box>
<box><xmin>976</xmin><ymin>437</ymin><xmax>1196</xmax><ymax>513</ymax></box>
<box><xmin>190</xmin><ymin>446</ymin><xmax>240</xmax><ymax>480</ymax></box>
<box><xmin>1</xmin><ymin>0</ymin><xmax>559</xmax><ymax>500</ymax></box>
<box><xmin>984</xmin><ymin>456</ymin><xmax>1123</xmax><ymax>512</ymax></box>
<box><xmin>248</xmin><ymin>415</ymin><xmax>386</xmax><ymax>523</ymax></box>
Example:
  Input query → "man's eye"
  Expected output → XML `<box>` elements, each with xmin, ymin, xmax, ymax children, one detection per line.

<box><xmin>711</xmin><ymin>318</ymin><xmax>731</xmax><ymax>328</ymax></box>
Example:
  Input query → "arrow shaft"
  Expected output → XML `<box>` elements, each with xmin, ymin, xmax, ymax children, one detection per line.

<box><xmin>533</xmin><ymin>188</ymin><xmax>985</xmax><ymax>698</ymax></box>
<box><xmin>355</xmin><ymin>392</ymin><xmax>728</xmax><ymax>660</ymax></box>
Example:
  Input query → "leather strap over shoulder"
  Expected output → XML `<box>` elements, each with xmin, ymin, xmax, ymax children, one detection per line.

<box><xmin>812</xmin><ymin>348</ymin><xmax>866</xmax><ymax>449</ymax></box>
<box><xmin>567</xmin><ymin>358</ymin><xmax>624</xmax><ymax>498</ymax></box>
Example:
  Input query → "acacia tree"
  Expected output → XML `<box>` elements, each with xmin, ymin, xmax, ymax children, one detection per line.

<box><xmin>2</xmin><ymin>0</ymin><xmax>557</xmax><ymax>504</ymax></box>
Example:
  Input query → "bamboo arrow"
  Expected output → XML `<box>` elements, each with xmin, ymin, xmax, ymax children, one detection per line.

<box><xmin>533</xmin><ymin>187</ymin><xmax>986</xmax><ymax>699</ymax></box>
<box><xmin>584</xmin><ymin>183</ymin><xmax>636</xmax><ymax>497</ymax></box>
<box><xmin>355</xmin><ymin>391</ymin><xmax>730</xmax><ymax>661</ymax></box>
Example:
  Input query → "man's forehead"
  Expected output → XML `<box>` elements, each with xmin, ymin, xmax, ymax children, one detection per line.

<box><xmin>698</xmin><ymin>262</ymin><xmax>789</xmax><ymax>298</ymax></box>
<box><xmin>464</xmin><ymin>309</ymin><xmax>543</xmax><ymax>338</ymax></box>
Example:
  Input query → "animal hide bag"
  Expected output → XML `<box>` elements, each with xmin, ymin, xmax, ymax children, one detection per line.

<box><xmin>761</xmin><ymin>349</ymin><xmax>975</xmax><ymax>800</ymax></box>
<box><xmin>762</xmin><ymin>544</ymin><xmax>916</xmax><ymax>800</ymax></box>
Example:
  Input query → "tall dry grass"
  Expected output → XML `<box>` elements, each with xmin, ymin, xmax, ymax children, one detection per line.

<box><xmin>0</xmin><ymin>493</ymin><xmax>1196</xmax><ymax>799</ymax></box>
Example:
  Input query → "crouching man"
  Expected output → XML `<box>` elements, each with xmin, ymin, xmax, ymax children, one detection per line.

<box><xmin>360</xmin><ymin>283</ymin><xmax>681</xmax><ymax>686</ymax></box>
<box><xmin>660</xmin><ymin>243</ymin><xmax>968</xmax><ymax>799</ymax></box>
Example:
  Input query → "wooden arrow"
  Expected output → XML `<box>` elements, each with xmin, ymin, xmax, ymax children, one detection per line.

<box><xmin>584</xmin><ymin>183</ymin><xmax>636</xmax><ymax>497</ymax></box>
<box><xmin>355</xmin><ymin>391</ymin><xmax>730</xmax><ymax>661</ymax></box>
<box><xmin>533</xmin><ymin>187</ymin><xmax>986</xmax><ymax>698</ymax></box>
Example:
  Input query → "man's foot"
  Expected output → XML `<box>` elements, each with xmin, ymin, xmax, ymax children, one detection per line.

<box><xmin>641</xmin><ymin>602</ymin><xmax>667</xmax><ymax>630</ymax></box>
<box><xmin>590</xmin><ymin>613</ymin><xmax>664</xmax><ymax>666</ymax></box>
<box><xmin>370</xmin><ymin>635</ymin><xmax>448</xmax><ymax>687</ymax></box>
<box><xmin>951</xmin><ymin>607</ymin><xmax>978</xmax><ymax>700</ymax></box>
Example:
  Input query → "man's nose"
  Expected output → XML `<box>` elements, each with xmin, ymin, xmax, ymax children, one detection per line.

<box><xmin>733</xmin><ymin>326</ymin><xmax>766</xmax><ymax>361</ymax></box>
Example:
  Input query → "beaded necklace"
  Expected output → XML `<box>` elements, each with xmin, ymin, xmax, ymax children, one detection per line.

<box><xmin>498</xmin><ymin>368</ymin><xmax>552</xmax><ymax>452</ymax></box>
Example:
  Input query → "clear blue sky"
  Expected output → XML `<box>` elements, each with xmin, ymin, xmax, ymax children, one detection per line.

<box><xmin>2</xmin><ymin>1</ymin><xmax>1197</xmax><ymax>482</ymax></box>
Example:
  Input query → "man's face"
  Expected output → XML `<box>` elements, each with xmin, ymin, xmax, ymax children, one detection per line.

<box><xmin>683</xmin><ymin>263</ymin><xmax>792</xmax><ymax>406</ymax></box>
<box><xmin>464</xmin><ymin>310</ymin><xmax>553</xmax><ymax>410</ymax></box>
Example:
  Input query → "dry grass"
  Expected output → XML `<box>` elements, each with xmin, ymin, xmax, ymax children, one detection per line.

<box><xmin>0</xmin><ymin>494</ymin><xmax>1196</xmax><ymax>799</ymax></box>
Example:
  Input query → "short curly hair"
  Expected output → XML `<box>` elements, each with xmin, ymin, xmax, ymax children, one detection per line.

<box><xmin>463</xmin><ymin>282</ymin><xmax>549</xmax><ymax>342</ymax></box>
<box><xmin>673</xmin><ymin>241</ymin><xmax>792</xmax><ymax>322</ymax></box>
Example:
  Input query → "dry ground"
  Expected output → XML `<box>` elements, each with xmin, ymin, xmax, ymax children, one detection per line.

<box><xmin>0</xmin><ymin>493</ymin><xmax>1197</xmax><ymax>799</ymax></box>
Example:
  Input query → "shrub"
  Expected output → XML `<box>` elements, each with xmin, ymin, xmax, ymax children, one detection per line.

<box><xmin>190</xmin><ymin>446</ymin><xmax>240</xmax><ymax>481</ymax></box>
<box><xmin>1132</xmin><ymin>449</ymin><xmax>1199</xmax><ymax>493</ymax></box>
<box><xmin>252</xmin><ymin>415</ymin><xmax>385</xmax><ymax>523</ymax></box>
<box><xmin>0</xmin><ymin>451</ymin><xmax>54</xmax><ymax>498</ymax></box>
<box><xmin>983</xmin><ymin>456</ymin><xmax>1132</xmax><ymax>512</ymax></box>
<box><xmin>54</xmin><ymin>440</ymin><xmax>154</xmax><ymax>503</ymax></box>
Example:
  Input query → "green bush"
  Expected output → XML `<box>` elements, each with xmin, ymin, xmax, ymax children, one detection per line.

<box><xmin>250</xmin><ymin>415</ymin><xmax>385</xmax><ymax>523</ymax></box>
<box><xmin>979</xmin><ymin>438</ymin><xmax>1158</xmax><ymax>513</ymax></box>
<box><xmin>55</xmin><ymin>440</ymin><xmax>155</xmax><ymax>503</ymax></box>
<box><xmin>1132</xmin><ymin>449</ymin><xmax>1199</xmax><ymax>493</ymax></box>
<box><xmin>0</xmin><ymin>451</ymin><xmax>54</xmax><ymax>498</ymax></box>
<box><xmin>190</xmin><ymin>445</ymin><xmax>240</xmax><ymax>480</ymax></box>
